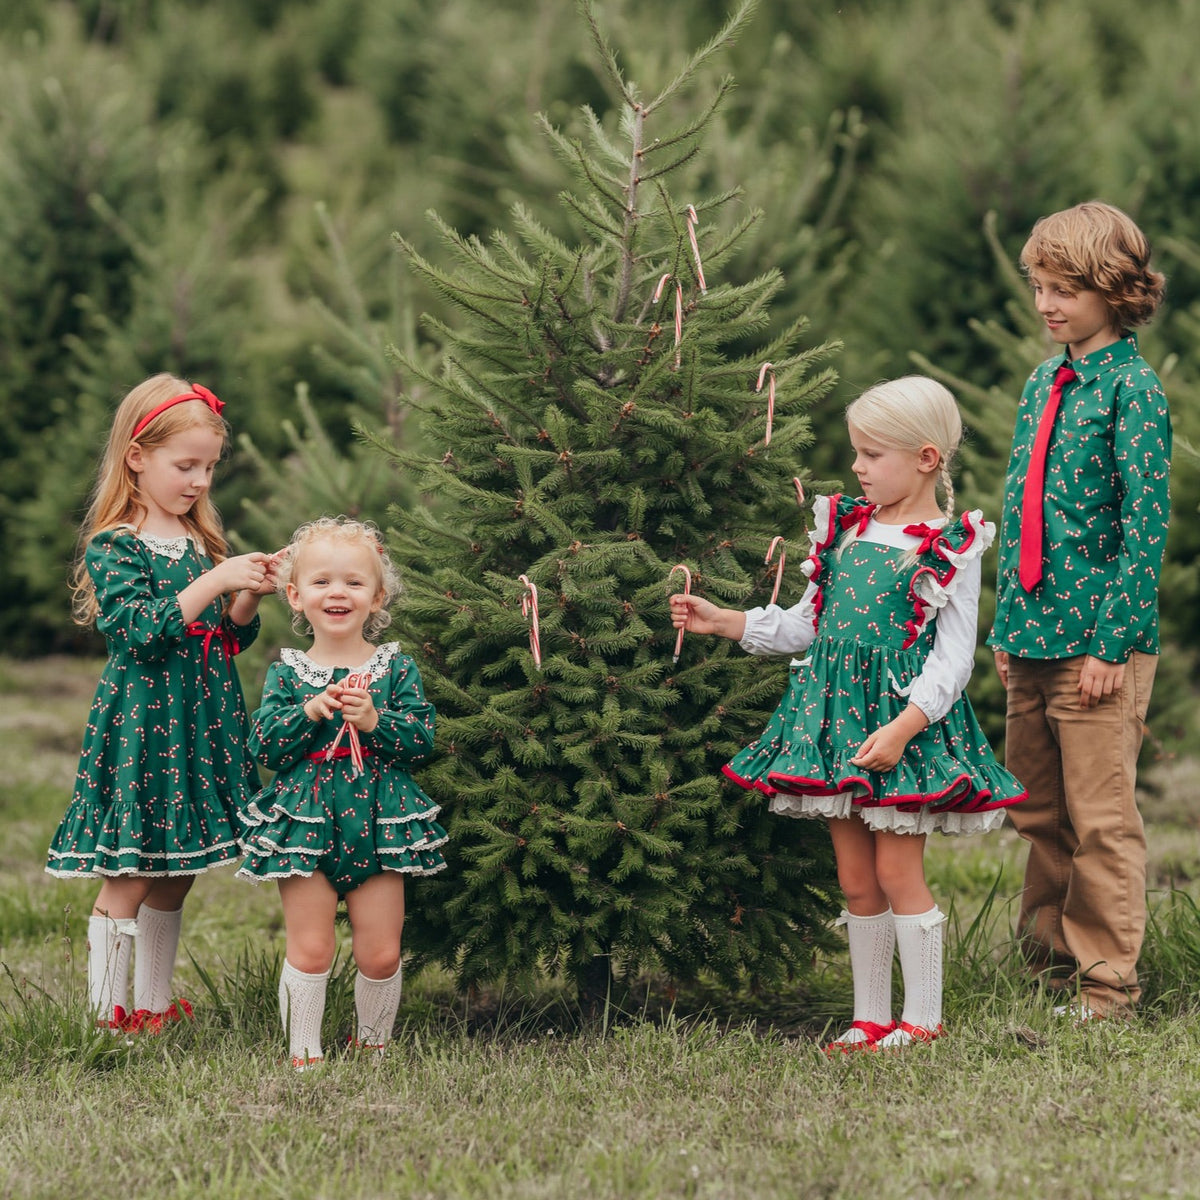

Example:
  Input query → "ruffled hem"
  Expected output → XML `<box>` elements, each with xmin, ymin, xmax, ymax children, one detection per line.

<box><xmin>237</xmin><ymin>837</ymin><xmax>449</xmax><ymax>884</ymax></box>
<box><xmin>45</xmin><ymin>845</ymin><xmax>241</xmax><ymax>878</ymax></box>
<box><xmin>767</xmin><ymin>790</ymin><xmax>1010</xmax><ymax>836</ymax></box>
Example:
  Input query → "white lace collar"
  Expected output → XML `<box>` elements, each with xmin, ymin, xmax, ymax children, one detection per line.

<box><xmin>280</xmin><ymin>642</ymin><xmax>399</xmax><ymax>686</ymax></box>
<box><xmin>117</xmin><ymin>524</ymin><xmax>197</xmax><ymax>561</ymax></box>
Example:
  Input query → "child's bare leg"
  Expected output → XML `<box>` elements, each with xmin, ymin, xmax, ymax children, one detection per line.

<box><xmin>872</xmin><ymin>830</ymin><xmax>933</xmax><ymax>915</ymax></box>
<box><xmin>345</xmin><ymin>873</ymin><xmax>406</xmax><ymax>1051</ymax></box>
<box><xmin>278</xmin><ymin>874</ymin><xmax>339</xmax><ymax>1065</ymax></box>
<box><xmin>828</xmin><ymin>816</ymin><xmax>887</xmax><ymax>913</ymax></box>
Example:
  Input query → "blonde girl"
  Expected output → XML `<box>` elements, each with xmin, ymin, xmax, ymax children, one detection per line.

<box><xmin>238</xmin><ymin>517</ymin><xmax>447</xmax><ymax>1068</ymax></box>
<box><xmin>671</xmin><ymin>377</ymin><xmax>1026</xmax><ymax>1050</ymax></box>
<box><xmin>47</xmin><ymin>374</ymin><xmax>276</xmax><ymax>1031</ymax></box>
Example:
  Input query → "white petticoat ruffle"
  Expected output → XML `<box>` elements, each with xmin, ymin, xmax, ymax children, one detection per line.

<box><xmin>768</xmin><ymin>790</ymin><xmax>1008</xmax><ymax>837</ymax></box>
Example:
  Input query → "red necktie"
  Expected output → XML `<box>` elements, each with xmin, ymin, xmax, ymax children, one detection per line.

<box><xmin>1018</xmin><ymin>363</ymin><xmax>1076</xmax><ymax>592</ymax></box>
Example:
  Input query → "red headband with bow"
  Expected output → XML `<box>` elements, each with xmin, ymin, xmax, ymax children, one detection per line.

<box><xmin>131</xmin><ymin>383</ymin><xmax>225</xmax><ymax>440</ymax></box>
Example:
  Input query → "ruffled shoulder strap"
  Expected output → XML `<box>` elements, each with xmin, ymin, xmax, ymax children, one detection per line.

<box><xmin>797</xmin><ymin>494</ymin><xmax>873</xmax><ymax>634</ymax></box>
<box><xmin>903</xmin><ymin>509</ymin><xmax>995</xmax><ymax>567</ymax></box>
<box><xmin>899</xmin><ymin>510</ymin><xmax>995</xmax><ymax>649</ymax></box>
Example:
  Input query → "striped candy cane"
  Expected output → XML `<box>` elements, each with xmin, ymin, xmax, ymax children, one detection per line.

<box><xmin>765</xmin><ymin>537</ymin><xmax>786</xmax><ymax>606</ymax></box>
<box><xmin>519</xmin><ymin>574</ymin><xmax>542</xmax><ymax>670</ymax></box>
<box><xmin>685</xmin><ymin>205</ymin><xmax>707</xmax><ymax>294</ymax></box>
<box><xmin>669</xmin><ymin>563</ymin><xmax>693</xmax><ymax>664</ymax></box>
<box><xmin>325</xmin><ymin>670</ymin><xmax>372</xmax><ymax>777</ymax></box>
<box><xmin>756</xmin><ymin>362</ymin><xmax>776</xmax><ymax>447</ymax></box>
<box><xmin>793</xmin><ymin>477</ymin><xmax>806</xmax><ymax>507</ymax></box>
<box><xmin>654</xmin><ymin>273</ymin><xmax>683</xmax><ymax>370</ymax></box>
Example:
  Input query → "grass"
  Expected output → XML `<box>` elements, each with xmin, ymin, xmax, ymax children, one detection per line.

<box><xmin>3</xmin><ymin>655</ymin><xmax>1200</xmax><ymax>1199</ymax></box>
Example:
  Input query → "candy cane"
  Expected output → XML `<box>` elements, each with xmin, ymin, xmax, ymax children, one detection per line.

<box><xmin>756</xmin><ymin>362</ymin><xmax>776</xmax><ymax>447</ymax></box>
<box><xmin>654</xmin><ymin>273</ymin><xmax>683</xmax><ymax>369</ymax></box>
<box><xmin>669</xmin><ymin>563</ymin><xmax>693</xmax><ymax>664</ymax></box>
<box><xmin>685</xmin><ymin>205</ymin><xmax>707</xmax><ymax>294</ymax></box>
<box><xmin>793</xmin><ymin>477</ymin><xmax>806</xmax><ymax>507</ymax></box>
<box><xmin>325</xmin><ymin>670</ymin><xmax>372</xmax><ymax>777</ymax></box>
<box><xmin>765</xmin><ymin>537</ymin><xmax>787</xmax><ymax>606</ymax></box>
<box><xmin>519</xmin><ymin>573</ymin><xmax>542</xmax><ymax>669</ymax></box>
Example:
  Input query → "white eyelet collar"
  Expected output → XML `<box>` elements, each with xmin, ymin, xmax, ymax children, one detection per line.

<box><xmin>281</xmin><ymin>642</ymin><xmax>399</xmax><ymax>686</ymax></box>
<box><xmin>117</xmin><ymin>524</ymin><xmax>196</xmax><ymax>561</ymax></box>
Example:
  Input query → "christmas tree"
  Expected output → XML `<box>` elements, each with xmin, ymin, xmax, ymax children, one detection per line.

<box><xmin>377</xmin><ymin>0</ymin><xmax>843</xmax><ymax>999</ymax></box>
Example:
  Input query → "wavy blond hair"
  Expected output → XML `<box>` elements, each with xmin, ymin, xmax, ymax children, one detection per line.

<box><xmin>1020</xmin><ymin>201</ymin><xmax>1165</xmax><ymax>330</ymax></box>
<box><xmin>71</xmin><ymin>374</ymin><xmax>230</xmax><ymax>626</ymax></box>
<box><xmin>275</xmin><ymin>516</ymin><xmax>400</xmax><ymax>641</ymax></box>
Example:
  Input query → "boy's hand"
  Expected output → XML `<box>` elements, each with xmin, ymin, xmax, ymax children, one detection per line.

<box><xmin>1078</xmin><ymin>656</ymin><xmax>1124</xmax><ymax>709</ymax></box>
<box><xmin>993</xmin><ymin>649</ymin><xmax>1010</xmax><ymax>689</ymax></box>
<box><xmin>339</xmin><ymin>684</ymin><xmax>379</xmax><ymax>733</ymax></box>
<box><xmin>304</xmin><ymin>683</ymin><xmax>343</xmax><ymax>722</ymax></box>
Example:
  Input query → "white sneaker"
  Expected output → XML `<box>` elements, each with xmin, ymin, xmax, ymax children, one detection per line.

<box><xmin>1052</xmin><ymin>1002</ymin><xmax>1104</xmax><ymax>1023</ymax></box>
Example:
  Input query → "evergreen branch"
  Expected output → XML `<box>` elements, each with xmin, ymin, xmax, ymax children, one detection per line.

<box><xmin>644</xmin><ymin>0</ymin><xmax>756</xmax><ymax>115</ymax></box>
<box><xmin>578</xmin><ymin>105</ymin><xmax>629</xmax><ymax>169</ymax></box>
<box><xmin>559</xmin><ymin>191</ymin><xmax>623</xmax><ymax>239</ymax></box>
<box><xmin>639</xmin><ymin>76</ymin><xmax>735</xmax><ymax>159</ymax></box>
<box><xmin>636</xmin><ymin>145</ymin><xmax>702</xmax><ymax>184</ymax></box>
<box><xmin>577</xmin><ymin>0</ymin><xmax>638</xmax><ymax>107</ymax></box>
<box><xmin>554</xmin><ymin>130</ymin><xmax>628</xmax><ymax>211</ymax></box>
<box><xmin>427</xmin><ymin>211</ymin><xmax>540</xmax><ymax>290</ymax></box>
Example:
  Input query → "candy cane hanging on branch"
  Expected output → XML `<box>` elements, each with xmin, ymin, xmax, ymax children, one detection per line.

<box><xmin>654</xmin><ymin>273</ymin><xmax>683</xmax><ymax>370</ymax></box>
<box><xmin>685</xmin><ymin>204</ymin><xmax>707</xmax><ymax>294</ymax></box>
<box><xmin>793</xmin><ymin>477</ymin><xmax>806</xmax><ymax>507</ymax></box>
<box><xmin>756</xmin><ymin>362</ymin><xmax>776</xmax><ymax>448</ymax></box>
<box><xmin>518</xmin><ymin>574</ymin><xmax>542</xmax><ymax>670</ymax></box>
<box><xmin>668</xmin><ymin>563</ymin><xmax>693</xmax><ymax>664</ymax></box>
<box><xmin>765</xmin><ymin>537</ymin><xmax>787</xmax><ymax>606</ymax></box>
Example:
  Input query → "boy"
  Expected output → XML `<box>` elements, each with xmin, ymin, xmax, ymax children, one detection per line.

<box><xmin>990</xmin><ymin>201</ymin><xmax>1171</xmax><ymax>1019</ymax></box>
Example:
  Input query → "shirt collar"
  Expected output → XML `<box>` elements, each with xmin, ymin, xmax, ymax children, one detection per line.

<box><xmin>1058</xmin><ymin>333</ymin><xmax>1140</xmax><ymax>386</ymax></box>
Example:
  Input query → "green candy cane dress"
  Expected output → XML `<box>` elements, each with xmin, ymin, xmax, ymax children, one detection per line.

<box><xmin>46</xmin><ymin>528</ymin><xmax>260</xmax><ymax>877</ymax></box>
<box><xmin>238</xmin><ymin>643</ymin><xmax>447</xmax><ymax>895</ymax></box>
<box><xmin>724</xmin><ymin>494</ymin><xmax>1026</xmax><ymax>836</ymax></box>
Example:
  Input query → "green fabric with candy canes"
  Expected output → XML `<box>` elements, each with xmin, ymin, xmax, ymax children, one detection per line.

<box><xmin>47</xmin><ymin>528</ymin><xmax>260</xmax><ymax>877</ymax></box>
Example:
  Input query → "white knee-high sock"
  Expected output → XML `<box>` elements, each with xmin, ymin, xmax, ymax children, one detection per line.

<box><xmin>841</xmin><ymin>909</ymin><xmax>895</xmax><ymax>1027</ymax></box>
<box><xmin>355</xmin><ymin>963</ymin><xmax>403</xmax><ymax>1049</ymax></box>
<box><xmin>134</xmin><ymin>904</ymin><xmax>183</xmax><ymax>1014</ymax></box>
<box><xmin>279</xmin><ymin>960</ymin><xmax>329</xmax><ymax>1063</ymax></box>
<box><xmin>87</xmin><ymin>915</ymin><xmax>136</xmax><ymax>1021</ymax></box>
<box><xmin>894</xmin><ymin>907</ymin><xmax>946</xmax><ymax>1031</ymax></box>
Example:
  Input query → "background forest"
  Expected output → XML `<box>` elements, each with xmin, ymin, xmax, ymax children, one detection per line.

<box><xmin>2</xmin><ymin>0</ymin><xmax>1199</xmax><ymax>754</ymax></box>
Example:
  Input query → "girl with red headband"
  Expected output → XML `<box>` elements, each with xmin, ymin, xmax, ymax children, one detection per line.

<box><xmin>46</xmin><ymin>373</ymin><xmax>277</xmax><ymax>1033</ymax></box>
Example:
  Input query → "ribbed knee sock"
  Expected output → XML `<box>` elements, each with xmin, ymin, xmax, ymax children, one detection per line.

<box><xmin>87</xmin><ymin>914</ymin><xmax>136</xmax><ymax>1022</ymax></box>
<box><xmin>133</xmin><ymin>904</ymin><xmax>183</xmax><ymax>1014</ymax></box>
<box><xmin>355</xmin><ymin>963</ymin><xmax>403</xmax><ymax>1050</ymax></box>
<box><xmin>843</xmin><ymin>908</ymin><xmax>895</xmax><ymax>1027</ymax></box>
<box><xmin>279</xmin><ymin>960</ymin><xmax>329</xmax><ymax>1064</ymax></box>
<box><xmin>894</xmin><ymin>906</ymin><xmax>946</xmax><ymax>1031</ymax></box>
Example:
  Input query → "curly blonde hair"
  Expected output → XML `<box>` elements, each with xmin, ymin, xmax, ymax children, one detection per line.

<box><xmin>276</xmin><ymin>516</ymin><xmax>400</xmax><ymax>640</ymax></box>
<box><xmin>1020</xmin><ymin>201</ymin><xmax>1165</xmax><ymax>331</ymax></box>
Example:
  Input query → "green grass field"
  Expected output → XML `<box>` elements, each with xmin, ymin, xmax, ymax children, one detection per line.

<box><xmin>3</xmin><ymin>656</ymin><xmax>1200</xmax><ymax>1199</ymax></box>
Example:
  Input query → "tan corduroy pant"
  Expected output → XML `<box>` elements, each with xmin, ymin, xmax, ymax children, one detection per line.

<box><xmin>1004</xmin><ymin>653</ymin><xmax>1157</xmax><ymax>1014</ymax></box>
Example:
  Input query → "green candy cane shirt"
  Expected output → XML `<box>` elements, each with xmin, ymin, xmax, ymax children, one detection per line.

<box><xmin>989</xmin><ymin>334</ymin><xmax>1171</xmax><ymax>662</ymax></box>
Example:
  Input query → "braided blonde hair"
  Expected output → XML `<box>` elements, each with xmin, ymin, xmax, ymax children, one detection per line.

<box><xmin>845</xmin><ymin>375</ymin><xmax>962</xmax><ymax>519</ymax></box>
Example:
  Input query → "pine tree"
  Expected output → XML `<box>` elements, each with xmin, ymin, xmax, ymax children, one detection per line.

<box><xmin>374</xmin><ymin>0</ymin><xmax>843</xmax><ymax>1000</ymax></box>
